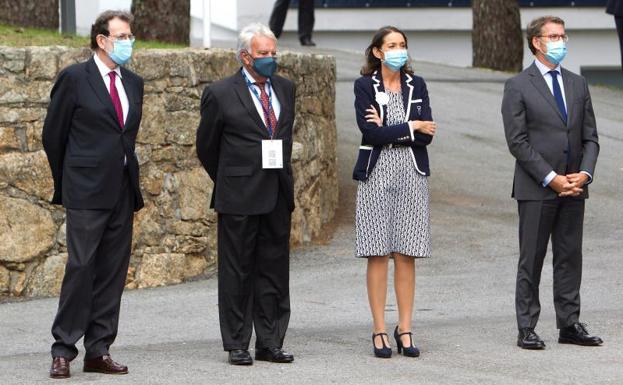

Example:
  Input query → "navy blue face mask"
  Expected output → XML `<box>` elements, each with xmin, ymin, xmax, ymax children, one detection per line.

<box><xmin>250</xmin><ymin>55</ymin><xmax>277</xmax><ymax>78</ymax></box>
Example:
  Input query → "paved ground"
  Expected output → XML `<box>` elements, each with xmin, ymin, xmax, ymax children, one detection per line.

<box><xmin>1</xmin><ymin>46</ymin><xmax>622</xmax><ymax>384</ymax></box>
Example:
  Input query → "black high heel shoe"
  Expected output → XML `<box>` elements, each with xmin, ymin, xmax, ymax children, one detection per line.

<box><xmin>372</xmin><ymin>332</ymin><xmax>392</xmax><ymax>358</ymax></box>
<box><xmin>394</xmin><ymin>326</ymin><xmax>420</xmax><ymax>357</ymax></box>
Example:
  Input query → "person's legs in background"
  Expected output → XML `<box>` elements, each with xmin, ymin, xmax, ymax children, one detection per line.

<box><xmin>298</xmin><ymin>0</ymin><xmax>316</xmax><ymax>46</ymax></box>
<box><xmin>269</xmin><ymin>0</ymin><xmax>291</xmax><ymax>38</ymax></box>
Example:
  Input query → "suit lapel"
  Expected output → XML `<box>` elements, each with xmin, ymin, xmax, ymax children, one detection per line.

<box><xmin>401</xmin><ymin>71</ymin><xmax>415</xmax><ymax>121</ymax></box>
<box><xmin>561</xmin><ymin>68</ymin><xmax>574</xmax><ymax>128</ymax></box>
<box><xmin>270</xmin><ymin>76</ymin><xmax>290</xmax><ymax>138</ymax></box>
<box><xmin>233</xmin><ymin>70</ymin><xmax>269</xmax><ymax>137</ymax></box>
<box><xmin>120</xmin><ymin>68</ymin><xmax>136</xmax><ymax>129</ymax></box>
<box><xmin>85</xmin><ymin>57</ymin><xmax>123</xmax><ymax>131</ymax></box>
<box><xmin>527</xmin><ymin>63</ymin><xmax>566</xmax><ymax>124</ymax></box>
<box><xmin>371</xmin><ymin>71</ymin><xmax>387</xmax><ymax>123</ymax></box>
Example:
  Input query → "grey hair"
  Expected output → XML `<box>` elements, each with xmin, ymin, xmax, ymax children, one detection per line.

<box><xmin>237</xmin><ymin>22</ymin><xmax>277</xmax><ymax>60</ymax></box>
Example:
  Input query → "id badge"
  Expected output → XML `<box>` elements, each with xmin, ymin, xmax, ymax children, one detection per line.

<box><xmin>262</xmin><ymin>140</ymin><xmax>283</xmax><ymax>169</ymax></box>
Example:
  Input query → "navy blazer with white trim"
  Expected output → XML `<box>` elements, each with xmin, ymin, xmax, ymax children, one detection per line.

<box><xmin>352</xmin><ymin>70</ymin><xmax>433</xmax><ymax>181</ymax></box>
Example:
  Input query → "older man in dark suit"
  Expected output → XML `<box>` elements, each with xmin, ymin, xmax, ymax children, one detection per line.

<box><xmin>43</xmin><ymin>10</ymin><xmax>144</xmax><ymax>378</ymax></box>
<box><xmin>502</xmin><ymin>16</ymin><xmax>603</xmax><ymax>350</ymax></box>
<box><xmin>196</xmin><ymin>22</ymin><xmax>296</xmax><ymax>366</ymax></box>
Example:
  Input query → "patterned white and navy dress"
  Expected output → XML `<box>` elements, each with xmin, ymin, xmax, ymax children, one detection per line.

<box><xmin>355</xmin><ymin>90</ymin><xmax>431</xmax><ymax>258</ymax></box>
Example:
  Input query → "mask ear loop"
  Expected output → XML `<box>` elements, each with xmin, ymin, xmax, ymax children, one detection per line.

<box><xmin>374</xmin><ymin>47</ymin><xmax>385</xmax><ymax>64</ymax></box>
<box><xmin>535</xmin><ymin>37</ymin><xmax>548</xmax><ymax>56</ymax></box>
<box><xmin>242</xmin><ymin>49</ymin><xmax>256</xmax><ymax>68</ymax></box>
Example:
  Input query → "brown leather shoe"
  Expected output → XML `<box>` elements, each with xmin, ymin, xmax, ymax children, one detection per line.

<box><xmin>83</xmin><ymin>355</ymin><xmax>128</xmax><ymax>375</ymax></box>
<box><xmin>50</xmin><ymin>357</ymin><xmax>70</xmax><ymax>379</ymax></box>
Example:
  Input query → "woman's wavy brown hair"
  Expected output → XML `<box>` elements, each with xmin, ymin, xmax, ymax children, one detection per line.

<box><xmin>360</xmin><ymin>25</ymin><xmax>414</xmax><ymax>76</ymax></box>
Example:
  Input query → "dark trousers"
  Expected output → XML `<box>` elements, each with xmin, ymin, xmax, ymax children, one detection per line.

<box><xmin>51</xmin><ymin>172</ymin><xmax>133</xmax><ymax>360</ymax></box>
<box><xmin>616</xmin><ymin>16</ymin><xmax>623</xmax><ymax>71</ymax></box>
<box><xmin>516</xmin><ymin>198</ymin><xmax>584</xmax><ymax>331</ymax></box>
<box><xmin>269</xmin><ymin>0</ymin><xmax>315</xmax><ymax>41</ymax></box>
<box><xmin>217</xmin><ymin>195</ymin><xmax>291</xmax><ymax>351</ymax></box>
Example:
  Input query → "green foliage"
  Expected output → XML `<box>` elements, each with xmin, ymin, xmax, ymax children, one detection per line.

<box><xmin>0</xmin><ymin>24</ymin><xmax>185</xmax><ymax>49</ymax></box>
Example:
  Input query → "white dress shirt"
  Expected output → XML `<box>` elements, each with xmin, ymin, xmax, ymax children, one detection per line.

<box><xmin>533</xmin><ymin>59</ymin><xmax>592</xmax><ymax>186</ymax></box>
<box><xmin>93</xmin><ymin>53</ymin><xmax>129</xmax><ymax>125</ymax></box>
<box><xmin>242</xmin><ymin>67</ymin><xmax>281</xmax><ymax>129</ymax></box>
<box><xmin>534</xmin><ymin>58</ymin><xmax>567</xmax><ymax>112</ymax></box>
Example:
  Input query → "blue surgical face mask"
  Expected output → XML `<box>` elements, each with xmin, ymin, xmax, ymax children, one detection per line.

<box><xmin>543</xmin><ymin>40</ymin><xmax>567</xmax><ymax>65</ymax></box>
<box><xmin>251</xmin><ymin>56</ymin><xmax>277</xmax><ymax>78</ymax></box>
<box><xmin>383</xmin><ymin>49</ymin><xmax>408</xmax><ymax>72</ymax></box>
<box><xmin>107</xmin><ymin>38</ymin><xmax>133</xmax><ymax>65</ymax></box>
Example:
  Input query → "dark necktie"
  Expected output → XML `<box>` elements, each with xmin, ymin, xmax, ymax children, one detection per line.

<box><xmin>254</xmin><ymin>81</ymin><xmax>278</xmax><ymax>137</ymax></box>
<box><xmin>549</xmin><ymin>70</ymin><xmax>571</xmax><ymax>170</ymax></box>
<box><xmin>548</xmin><ymin>70</ymin><xmax>567</xmax><ymax>123</ymax></box>
<box><xmin>108</xmin><ymin>71</ymin><xmax>124</xmax><ymax>129</ymax></box>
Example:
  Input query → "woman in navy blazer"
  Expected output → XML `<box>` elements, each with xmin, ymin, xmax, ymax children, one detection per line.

<box><xmin>352</xmin><ymin>26</ymin><xmax>437</xmax><ymax>359</ymax></box>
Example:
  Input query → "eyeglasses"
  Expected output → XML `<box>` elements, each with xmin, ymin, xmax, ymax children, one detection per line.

<box><xmin>538</xmin><ymin>34</ymin><xmax>569</xmax><ymax>43</ymax></box>
<box><xmin>103</xmin><ymin>34</ymin><xmax>136</xmax><ymax>43</ymax></box>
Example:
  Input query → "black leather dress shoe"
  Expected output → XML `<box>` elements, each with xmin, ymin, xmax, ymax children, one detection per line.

<box><xmin>255</xmin><ymin>347</ymin><xmax>294</xmax><ymax>363</ymax></box>
<box><xmin>517</xmin><ymin>328</ymin><xmax>545</xmax><ymax>350</ymax></box>
<box><xmin>50</xmin><ymin>356</ymin><xmax>70</xmax><ymax>378</ymax></box>
<box><xmin>228</xmin><ymin>349</ymin><xmax>253</xmax><ymax>365</ymax></box>
<box><xmin>559</xmin><ymin>323</ymin><xmax>603</xmax><ymax>346</ymax></box>
<box><xmin>83</xmin><ymin>355</ymin><xmax>128</xmax><ymax>374</ymax></box>
<box><xmin>300</xmin><ymin>38</ymin><xmax>316</xmax><ymax>47</ymax></box>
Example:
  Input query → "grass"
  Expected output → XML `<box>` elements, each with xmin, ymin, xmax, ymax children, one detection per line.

<box><xmin>0</xmin><ymin>24</ymin><xmax>186</xmax><ymax>49</ymax></box>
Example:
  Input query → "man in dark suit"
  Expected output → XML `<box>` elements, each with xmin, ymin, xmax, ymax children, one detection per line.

<box><xmin>42</xmin><ymin>10</ymin><xmax>144</xmax><ymax>378</ymax></box>
<box><xmin>269</xmin><ymin>0</ymin><xmax>315</xmax><ymax>46</ymax></box>
<box><xmin>196</xmin><ymin>23</ymin><xmax>296</xmax><ymax>366</ymax></box>
<box><xmin>607</xmin><ymin>0</ymin><xmax>623</xmax><ymax>70</ymax></box>
<box><xmin>502</xmin><ymin>16</ymin><xmax>602</xmax><ymax>350</ymax></box>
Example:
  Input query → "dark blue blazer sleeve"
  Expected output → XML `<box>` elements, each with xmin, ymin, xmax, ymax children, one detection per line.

<box><xmin>411</xmin><ymin>79</ymin><xmax>433</xmax><ymax>147</ymax></box>
<box><xmin>354</xmin><ymin>77</ymin><xmax>412</xmax><ymax>146</ymax></box>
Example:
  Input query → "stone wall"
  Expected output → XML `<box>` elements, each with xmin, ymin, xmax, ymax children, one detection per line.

<box><xmin>0</xmin><ymin>0</ymin><xmax>59</xmax><ymax>30</ymax></box>
<box><xmin>0</xmin><ymin>46</ymin><xmax>338</xmax><ymax>298</ymax></box>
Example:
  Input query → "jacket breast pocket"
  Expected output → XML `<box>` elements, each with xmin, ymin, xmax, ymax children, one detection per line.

<box><xmin>410</xmin><ymin>99</ymin><xmax>423</xmax><ymax>117</ymax></box>
<box><xmin>65</xmin><ymin>156</ymin><xmax>99</xmax><ymax>168</ymax></box>
<box><xmin>224</xmin><ymin>166</ymin><xmax>253</xmax><ymax>177</ymax></box>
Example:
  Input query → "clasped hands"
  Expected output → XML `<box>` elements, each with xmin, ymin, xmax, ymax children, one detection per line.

<box><xmin>550</xmin><ymin>173</ymin><xmax>588</xmax><ymax>197</ymax></box>
<box><xmin>365</xmin><ymin>105</ymin><xmax>436</xmax><ymax>136</ymax></box>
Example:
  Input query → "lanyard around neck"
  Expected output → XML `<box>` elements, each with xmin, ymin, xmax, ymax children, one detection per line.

<box><xmin>241</xmin><ymin>70</ymin><xmax>275</xmax><ymax>137</ymax></box>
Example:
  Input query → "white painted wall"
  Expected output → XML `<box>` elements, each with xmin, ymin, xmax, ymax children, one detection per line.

<box><xmin>236</xmin><ymin>0</ymin><xmax>274</xmax><ymax>28</ymax></box>
<box><xmin>274</xmin><ymin>5</ymin><xmax>619</xmax><ymax>73</ymax></box>
<box><xmin>75</xmin><ymin>0</ymin><xmax>132</xmax><ymax>36</ymax></box>
<box><xmin>191</xmin><ymin>0</ymin><xmax>239</xmax><ymax>47</ymax></box>
<box><xmin>75</xmin><ymin>0</ymin><xmax>619</xmax><ymax>73</ymax></box>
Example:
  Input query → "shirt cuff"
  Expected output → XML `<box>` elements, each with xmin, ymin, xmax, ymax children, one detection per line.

<box><xmin>580</xmin><ymin>170</ymin><xmax>593</xmax><ymax>184</ymax></box>
<box><xmin>542</xmin><ymin>171</ymin><xmax>556</xmax><ymax>187</ymax></box>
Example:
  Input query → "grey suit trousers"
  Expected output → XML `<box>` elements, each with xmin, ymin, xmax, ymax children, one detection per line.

<box><xmin>516</xmin><ymin>198</ymin><xmax>584</xmax><ymax>330</ymax></box>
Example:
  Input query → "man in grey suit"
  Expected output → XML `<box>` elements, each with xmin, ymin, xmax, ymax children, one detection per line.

<box><xmin>502</xmin><ymin>16</ymin><xmax>603</xmax><ymax>350</ymax></box>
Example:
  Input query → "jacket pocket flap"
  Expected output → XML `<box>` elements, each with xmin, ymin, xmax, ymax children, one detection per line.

<box><xmin>224</xmin><ymin>166</ymin><xmax>253</xmax><ymax>176</ymax></box>
<box><xmin>65</xmin><ymin>156</ymin><xmax>99</xmax><ymax>167</ymax></box>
